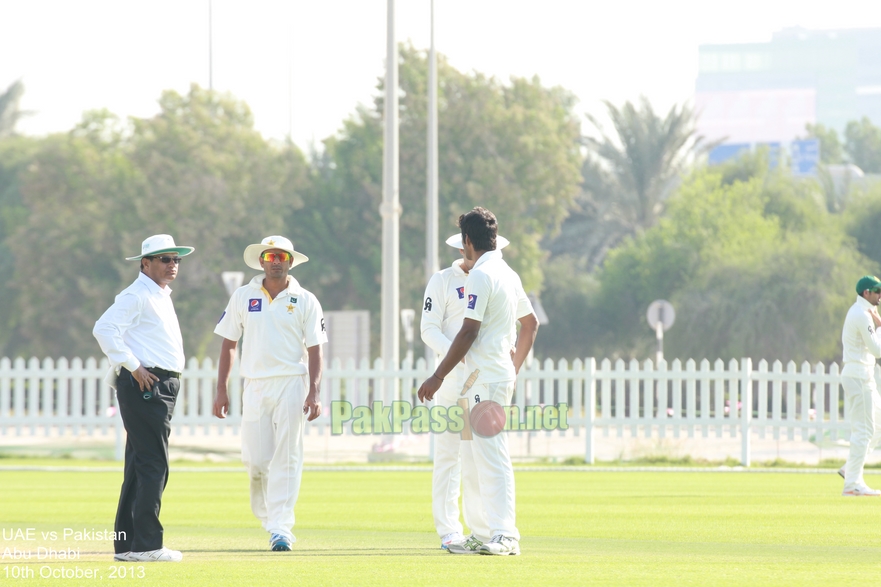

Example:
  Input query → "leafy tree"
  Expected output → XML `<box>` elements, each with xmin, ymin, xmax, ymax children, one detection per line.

<box><xmin>844</xmin><ymin>117</ymin><xmax>881</xmax><ymax>173</ymax></box>
<box><xmin>844</xmin><ymin>182</ymin><xmax>881</xmax><ymax>270</ymax></box>
<box><xmin>4</xmin><ymin>112</ymin><xmax>143</xmax><ymax>358</ymax></box>
<box><xmin>0</xmin><ymin>79</ymin><xmax>27</xmax><ymax>139</ymax></box>
<box><xmin>292</xmin><ymin>45</ymin><xmax>583</xmax><ymax>360</ymax></box>
<box><xmin>2</xmin><ymin>87</ymin><xmax>310</xmax><ymax>359</ymax></box>
<box><xmin>128</xmin><ymin>85</ymin><xmax>310</xmax><ymax>357</ymax></box>
<box><xmin>537</xmin><ymin>158</ymin><xmax>863</xmax><ymax>363</ymax></box>
<box><xmin>803</xmin><ymin>122</ymin><xmax>843</xmax><ymax>164</ymax></box>
<box><xmin>549</xmin><ymin>97</ymin><xmax>709</xmax><ymax>270</ymax></box>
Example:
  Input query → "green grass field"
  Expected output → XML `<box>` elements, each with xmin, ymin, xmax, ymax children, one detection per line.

<box><xmin>1</xmin><ymin>460</ymin><xmax>879</xmax><ymax>586</ymax></box>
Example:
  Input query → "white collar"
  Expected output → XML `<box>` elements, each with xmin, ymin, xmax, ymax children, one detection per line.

<box><xmin>472</xmin><ymin>249</ymin><xmax>502</xmax><ymax>271</ymax></box>
<box><xmin>249</xmin><ymin>274</ymin><xmax>302</xmax><ymax>295</ymax></box>
<box><xmin>137</xmin><ymin>271</ymin><xmax>172</xmax><ymax>296</ymax></box>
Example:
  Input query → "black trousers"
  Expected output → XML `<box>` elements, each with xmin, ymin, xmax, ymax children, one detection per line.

<box><xmin>114</xmin><ymin>368</ymin><xmax>179</xmax><ymax>554</ymax></box>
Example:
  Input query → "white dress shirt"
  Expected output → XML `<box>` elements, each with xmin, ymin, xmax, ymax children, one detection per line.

<box><xmin>462</xmin><ymin>249</ymin><xmax>534</xmax><ymax>384</ymax></box>
<box><xmin>841</xmin><ymin>294</ymin><xmax>881</xmax><ymax>379</ymax></box>
<box><xmin>93</xmin><ymin>272</ymin><xmax>186</xmax><ymax>379</ymax></box>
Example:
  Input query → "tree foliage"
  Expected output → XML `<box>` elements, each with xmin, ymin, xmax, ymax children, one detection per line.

<box><xmin>844</xmin><ymin>117</ymin><xmax>881</xmax><ymax>173</ymax></box>
<box><xmin>550</xmin><ymin>97</ymin><xmax>709</xmax><ymax>269</ymax></box>
<box><xmin>290</xmin><ymin>45</ymin><xmax>583</xmax><ymax>356</ymax></box>
<box><xmin>0</xmin><ymin>79</ymin><xmax>27</xmax><ymax>139</ymax></box>
<box><xmin>537</xmin><ymin>157</ymin><xmax>869</xmax><ymax>363</ymax></box>
<box><xmin>0</xmin><ymin>86</ymin><xmax>309</xmax><ymax>359</ymax></box>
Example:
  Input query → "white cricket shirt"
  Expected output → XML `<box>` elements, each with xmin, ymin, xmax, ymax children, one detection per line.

<box><xmin>421</xmin><ymin>259</ymin><xmax>468</xmax><ymax>388</ymax></box>
<box><xmin>93</xmin><ymin>271</ymin><xmax>186</xmax><ymax>375</ymax></box>
<box><xmin>462</xmin><ymin>249</ymin><xmax>534</xmax><ymax>384</ymax></box>
<box><xmin>214</xmin><ymin>275</ymin><xmax>327</xmax><ymax>379</ymax></box>
<box><xmin>841</xmin><ymin>294</ymin><xmax>881</xmax><ymax>379</ymax></box>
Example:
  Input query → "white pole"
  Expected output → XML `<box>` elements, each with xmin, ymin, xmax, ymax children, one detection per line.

<box><xmin>655</xmin><ymin>321</ymin><xmax>664</xmax><ymax>365</ymax></box>
<box><xmin>208</xmin><ymin>0</ymin><xmax>213</xmax><ymax>90</ymax></box>
<box><xmin>381</xmin><ymin>0</ymin><xmax>401</xmax><ymax>376</ymax></box>
<box><xmin>425</xmin><ymin>0</ymin><xmax>439</xmax><ymax>365</ymax></box>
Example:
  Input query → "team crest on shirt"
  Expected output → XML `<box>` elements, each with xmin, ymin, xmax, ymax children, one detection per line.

<box><xmin>248</xmin><ymin>299</ymin><xmax>262</xmax><ymax>312</ymax></box>
<box><xmin>467</xmin><ymin>294</ymin><xmax>478</xmax><ymax>310</ymax></box>
<box><xmin>456</xmin><ymin>286</ymin><xmax>465</xmax><ymax>299</ymax></box>
<box><xmin>290</xmin><ymin>297</ymin><xmax>298</xmax><ymax>304</ymax></box>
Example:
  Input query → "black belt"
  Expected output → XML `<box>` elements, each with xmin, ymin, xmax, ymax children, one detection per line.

<box><xmin>146</xmin><ymin>367</ymin><xmax>182</xmax><ymax>379</ymax></box>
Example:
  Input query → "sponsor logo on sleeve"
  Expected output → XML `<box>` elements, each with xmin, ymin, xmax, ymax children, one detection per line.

<box><xmin>467</xmin><ymin>294</ymin><xmax>478</xmax><ymax>310</ymax></box>
<box><xmin>423</xmin><ymin>297</ymin><xmax>432</xmax><ymax>312</ymax></box>
<box><xmin>248</xmin><ymin>299</ymin><xmax>262</xmax><ymax>312</ymax></box>
<box><xmin>456</xmin><ymin>286</ymin><xmax>465</xmax><ymax>299</ymax></box>
<box><xmin>217</xmin><ymin>311</ymin><xmax>226</xmax><ymax>324</ymax></box>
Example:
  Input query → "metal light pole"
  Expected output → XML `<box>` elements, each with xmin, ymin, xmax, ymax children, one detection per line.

<box><xmin>425</xmin><ymin>0</ymin><xmax>439</xmax><ymax>366</ymax></box>
<box><xmin>380</xmin><ymin>0</ymin><xmax>401</xmax><ymax>374</ymax></box>
<box><xmin>426</xmin><ymin>0</ymin><xmax>439</xmax><ymax>284</ymax></box>
<box><xmin>208</xmin><ymin>0</ymin><xmax>214</xmax><ymax>90</ymax></box>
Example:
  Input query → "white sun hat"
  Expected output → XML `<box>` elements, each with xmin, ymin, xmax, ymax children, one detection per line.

<box><xmin>243</xmin><ymin>235</ymin><xmax>309</xmax><ymax>271</ymax></box>
<box><xmin>444</xmin><ymin>233</ymin><xmax>510</xmax><ymax>250</ymax></box>
<box><xmin>126</xmin><ymin>234</ymin><xmax>195</xmax><ymax>261</ymax></box>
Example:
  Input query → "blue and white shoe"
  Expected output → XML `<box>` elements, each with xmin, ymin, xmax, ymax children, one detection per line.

<box><xmin>270</xmin><ymin>533</ymin><xmax>293</xmax><ymax>551</ymax></box>
<box><xmin>440</xmin><ymin>532</ymin><xmax>465</xmax><ymax>550</ymax></box>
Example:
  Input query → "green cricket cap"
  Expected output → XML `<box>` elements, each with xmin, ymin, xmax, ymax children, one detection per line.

<box><xmin>856</xmin><ymin>275</ymin><xmax>881</xmax><ymax>294</ymax></box>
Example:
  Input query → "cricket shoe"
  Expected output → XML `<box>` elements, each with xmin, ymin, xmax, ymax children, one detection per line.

<box><xmin>446</xmin><ymin>535</ymin><xmax>483</xmax><ymax>555</ymax></box>
<box><xmin>440</xmin><ymin>532</ymin><xmax>465</xmax><ymax>550</ymax></box>
<box><xmin>842</xmin><ymin>485</ymin><xmax>881</xmax><ymax>496</ymax></box>
<box><xmin>270</xmin><ymin>533</ymin><xmax>294</xmax><ymax>551</ymax></box>
<box><xmin>113</xmin><ymin>552</ymin><xmax>135</xmax><ymax>562</ymax></box>
<box><xmin>127</xmin><ymin>547</ymin><xmax>183</xmax><ymax>562</ymax></box>
<box><xmin>479</xmin><ymin>534</ymin><xmax>520</xmax><ymax>556</ymax></box>
<box><xmin>838</xmin><ymin>466</ymin><xmax>845</xmax><ymax>479</ymax></box>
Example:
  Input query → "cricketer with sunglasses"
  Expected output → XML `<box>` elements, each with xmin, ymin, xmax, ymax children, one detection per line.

<box><xmin>213</xmin><ymin>236</ymin><xmax>326</xmax><ymax>552</ymax></box>
<box><xmin>840</xmin><ymin>275</ymin><xmax>881</xmax><ymax>496</ymax></box>
<box><xmin>93</xmin><ymin>234</ymin><xmax>194</xmax><ymax>562</ymax></box>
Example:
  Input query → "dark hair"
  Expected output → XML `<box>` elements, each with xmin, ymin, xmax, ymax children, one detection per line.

<box><xmin>459</xmin><ymin>207</ymin><xmax>498</xmax><ymax>252</ymax></box>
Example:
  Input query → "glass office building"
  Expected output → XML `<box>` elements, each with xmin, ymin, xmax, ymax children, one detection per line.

<box><xmin>696</xmin><ymin>27</ymin><xmax>881</xmax><ymax>145</ymax></box>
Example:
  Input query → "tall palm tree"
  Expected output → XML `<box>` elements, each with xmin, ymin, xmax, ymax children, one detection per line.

<box><xmin>550</xmin><ymin>97</ymin><xmax>710</xmax><ymax>269</ymax></box>
<box><xmin>0</xmin><ymin>79</ymin><xmax>26</xmax><ymax>138</ymax></box>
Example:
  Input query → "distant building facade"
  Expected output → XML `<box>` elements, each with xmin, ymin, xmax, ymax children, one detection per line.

<box><xmin>696</xmin><ymin>27</ymin><xmax>881</xmax><ymax>164</ymax></box>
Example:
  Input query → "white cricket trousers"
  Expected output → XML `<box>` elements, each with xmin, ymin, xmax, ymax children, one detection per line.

<box><xmin>842</xmin><ymin>375</ymin><xmax>881</xmax><ymax>489</ymax></box>
<box><xmin>432</xmin><ymin>368</ymin><xmax>488</xmax><ymax>539</ymax></box>
<box><xmin>241</xmin><ymin>375</ymin><xmax>307</xmax><ymax>541</ymax></box>
<box><xmin>460</xmin><ymin>380</ymin><xmax>519</xmax><ymax>542</ymax></box>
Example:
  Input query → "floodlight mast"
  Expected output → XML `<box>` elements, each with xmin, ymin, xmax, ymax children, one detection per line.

<box><xmin>380</xmin><ymin>0</ymin><xmax>401</xmax><ymax>376</ymax></box>
<box><xmin>425</xmin><ymin>0</ymin><xmax>439</xmax><ymax>363</ymax></box>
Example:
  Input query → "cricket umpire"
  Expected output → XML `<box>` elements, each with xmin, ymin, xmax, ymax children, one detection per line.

<box><xmin>213</xmin><ymin>236</ymin><xmax>326</xmax><ymax>552</ymax></box>
<box><xmin>840</xmin><ymin>275</ymin><xmax>881</xmax><ymax>496</ymax></box>
<box><xmin>93</xmin><ymin>234</ymin><xmax>194</xmax><ymax>562</ymax></box>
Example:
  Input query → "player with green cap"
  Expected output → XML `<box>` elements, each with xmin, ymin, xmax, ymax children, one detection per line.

<box><xmin>840</xmin><ymin>275</ymin><xmax>881</xmax><ymax>496</ymax></box>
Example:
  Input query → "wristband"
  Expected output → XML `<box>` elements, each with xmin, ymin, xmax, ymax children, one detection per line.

<box><xmin>432</xmin><ymin>372</ymin><xmax>444</xmax><ymax>382</ymax></box>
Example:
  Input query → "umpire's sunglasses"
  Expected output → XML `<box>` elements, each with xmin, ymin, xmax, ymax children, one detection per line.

<box><xmin>146</xmin><ymin>255</ymin><xmax>181</xmax><ymax>264</ymax></box>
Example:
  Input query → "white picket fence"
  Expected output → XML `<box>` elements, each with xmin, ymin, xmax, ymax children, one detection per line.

<box><xmin>0</xmin><ymin>356</ymin><xmax>853</xmax><ymax>465</ymax></box>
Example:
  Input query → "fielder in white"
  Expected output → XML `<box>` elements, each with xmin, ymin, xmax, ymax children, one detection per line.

<box><xmin>840</xmin><ymin>275</ymin><xmax>881</xmax><ymax>496</ymax></box>
<box><xmin>418</xmin><ymin>207</ymin><xmax>538</xmax><ymax>556</ymax></box>
<box><xmin>213</xmin><ymin>236</ymin><xmax>326</xmax><ymax>550</ymax></box>
<box><xmin>421</xmin><ymin>232</ymin><xmax>510</xmax><ymax>550</ymax></box>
